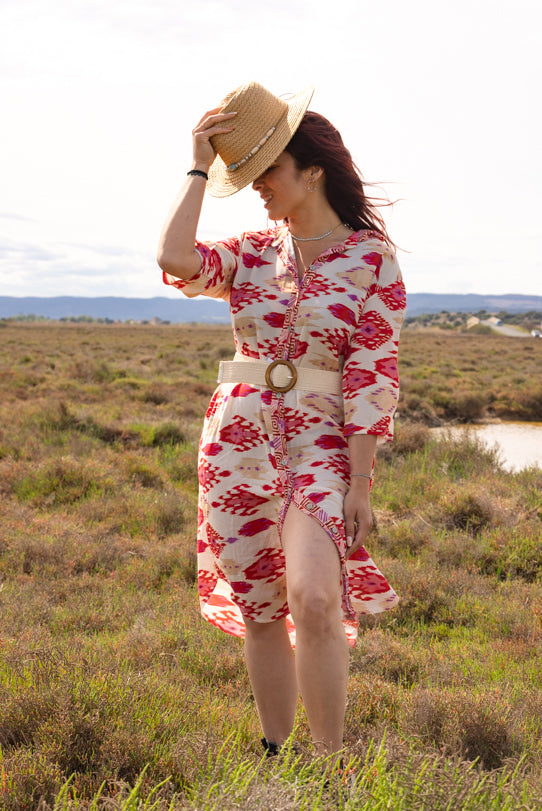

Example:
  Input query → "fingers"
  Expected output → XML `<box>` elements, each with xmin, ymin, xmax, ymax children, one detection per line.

<box><xmin>193</xmin><ymin>110</ymin><xmax>237</xmax><ymax>135</ymax></box>
<box><xmin>193</xmin><ymin>106</ymin><xmax>227</xmax><ymax>126</ymax></box>
<box><xmin>344</xmin><ymin>504</ymin><xmax>373</xmax><ymax>560</ymax></box>
<box><xmin>345</xmin><ymin>513</ymin><xmax>356</xmax><ymax>552</ymax></box>
<box><xmin>191</xmin><ymin>110</ymin><xmax>237</xmax><ymax>170</ymax></box>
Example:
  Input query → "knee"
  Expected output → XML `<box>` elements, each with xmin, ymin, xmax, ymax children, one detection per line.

<box><xmin>288</xmin><ymin>582</ymin><xmax>340</xmax><ymax>634</ymax></box>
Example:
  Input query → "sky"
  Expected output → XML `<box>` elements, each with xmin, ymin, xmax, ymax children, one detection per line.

<box><xmin>1</xmin><ymin>0</ymin><xmax>541</xmax><ymax>299</ymax></box>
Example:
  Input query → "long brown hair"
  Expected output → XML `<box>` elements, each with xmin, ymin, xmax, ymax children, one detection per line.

<box><xmin>286</xmin><ymin>111</ymin><xmax>394</xmax><ymax>245</ymax></box>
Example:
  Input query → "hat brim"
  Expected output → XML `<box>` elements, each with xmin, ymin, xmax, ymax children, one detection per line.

<box><xmin>207</xmin><ymin>86</ymin><xmax>314</xmax><ymax>198</ymax></box>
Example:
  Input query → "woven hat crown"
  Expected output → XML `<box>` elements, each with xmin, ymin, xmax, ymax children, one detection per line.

<box><xmin>207</xmin><ymin>80</ymin><xmax>314</xmax><ymax>197</ymax></box>
<box><xmin>211</xmin><ymin>82</ymin><xmax>289</xmax><ymax>168</ymax></box>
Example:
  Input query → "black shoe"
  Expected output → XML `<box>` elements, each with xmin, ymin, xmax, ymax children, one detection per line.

<box><xmin>261</xmin><ymin>737</ymin><xmax>281</xmax><ymax>757</ymax></box>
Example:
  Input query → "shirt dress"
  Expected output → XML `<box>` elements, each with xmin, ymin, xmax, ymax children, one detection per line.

<box><xmin>163</xmin><ymin>225</ymin><xmax>406</xmax><ymax>647</ymax></box>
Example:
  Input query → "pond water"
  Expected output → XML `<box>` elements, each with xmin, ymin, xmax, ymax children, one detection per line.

<box><xmin>432</xmin><ymin>422</ymin><xmax>542</xmax><ymax>472</ymax></box>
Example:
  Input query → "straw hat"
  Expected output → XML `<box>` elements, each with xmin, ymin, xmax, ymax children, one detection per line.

<box><xmin>207</xmin><ymin>81</ymin><xmax>314</xmax><ymax>198</ymax></box>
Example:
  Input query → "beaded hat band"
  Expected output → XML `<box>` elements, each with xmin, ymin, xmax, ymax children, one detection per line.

<box><xmin>207</xmin><ymin>81</ymin><xmax>314</xmax><ymax>198</ymax></box>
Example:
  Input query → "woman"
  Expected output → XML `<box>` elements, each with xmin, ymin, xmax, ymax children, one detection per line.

<box><xmin>157</xmin><ymin>82</ymin><xmax>406</xmax><ymax>757</ymax></box>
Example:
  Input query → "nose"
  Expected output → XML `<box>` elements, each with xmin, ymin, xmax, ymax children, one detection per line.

<box><xmin>252</xmin><ymin>174</ymin><xmax>264</xmax><ymax>191</ymax></box>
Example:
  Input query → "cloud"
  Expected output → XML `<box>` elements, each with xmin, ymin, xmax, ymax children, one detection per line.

<box><xmin>0</xmin><ymin>230</ymin><xmax>168</xmax><ymax>297</ymax></box>
<box><xmin>0</xmin><ymin>212</ymin><xmax>36</xmax><ymax>223</ymax></box>
<box><xmin>1</xmin><ymin>0</ymin><xmax>541</xmax><ymax>299</ymax></box>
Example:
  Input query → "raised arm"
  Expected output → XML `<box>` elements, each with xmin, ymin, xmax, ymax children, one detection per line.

<box><xmin>156</xmin><ymin>108</ymin><xmax>237</xmax><ymax>279</ymax></box>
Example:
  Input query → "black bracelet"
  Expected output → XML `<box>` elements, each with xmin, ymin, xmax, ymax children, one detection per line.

<box><xmin>187</xmin><ymin>169</ymin><xmax>208</xmax><ymax>181</ymax></box>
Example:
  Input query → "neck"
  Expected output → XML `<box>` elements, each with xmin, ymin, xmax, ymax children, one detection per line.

<box><xmin>286</xmin><ymin>200</ymin><xmax>342</xmax><ymax>240</ymax></box>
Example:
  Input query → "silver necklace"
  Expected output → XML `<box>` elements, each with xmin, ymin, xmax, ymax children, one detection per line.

<box><xmin>289</xmin><ymin>222</ymin><xmax>342</xmax><ymax>242</ymax></box>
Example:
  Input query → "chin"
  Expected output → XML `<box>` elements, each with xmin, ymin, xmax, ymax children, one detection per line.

<box><xmin>267</xmin><ymin>207</ymin><xmax>287</xmax><ymax>222</ymax></box>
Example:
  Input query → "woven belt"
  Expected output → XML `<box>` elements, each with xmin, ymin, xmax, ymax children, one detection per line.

<box><xmin>217</xmin><ymin>353</ymin><xmax>342</xmax><ymax>395</ymax></box>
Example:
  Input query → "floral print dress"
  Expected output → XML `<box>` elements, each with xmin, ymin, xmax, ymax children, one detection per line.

<box><xmin>163</xmin><ymin>225</ymin><xmax>406</xmax><ymax>647</ymax></box>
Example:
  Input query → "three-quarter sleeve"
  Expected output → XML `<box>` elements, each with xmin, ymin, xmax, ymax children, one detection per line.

<box><xmin>342</xmin><ymin>250</ymin><xmax>406</xmax><ymax>442</ymax></box>
<box><xmin>162</xmin><ymin>235</ymin><xmax>241</xmax><ymax>301</ymax></box>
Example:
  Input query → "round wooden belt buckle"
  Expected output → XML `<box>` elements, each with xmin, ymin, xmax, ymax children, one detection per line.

<box><xmin>265</xmin><ymin>359</ymin><xmax>298</xmax><ymax>393</ymax></box>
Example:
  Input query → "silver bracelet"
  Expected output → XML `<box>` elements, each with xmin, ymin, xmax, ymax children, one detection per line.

<box><xmin>351</xmin><ymin>473</ymin><xmax>373</xmax><ymax>480</ymax></box>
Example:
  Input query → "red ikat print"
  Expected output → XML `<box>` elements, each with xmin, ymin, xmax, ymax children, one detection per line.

<box><xmin>164</xmin><ymin>226</ymin><xmax>406</xmax><ymax>647</ymax></box>
<box><xmin>219</xmin><ymin>415</ymin><xmax>263</xmax><ymax>451</ymax></box>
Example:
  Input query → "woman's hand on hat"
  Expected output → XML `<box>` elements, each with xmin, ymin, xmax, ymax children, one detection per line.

<box><xmin>191</xmin><ymin>107</ymin><xmax>237</xmax><ymax>171</ymax></box>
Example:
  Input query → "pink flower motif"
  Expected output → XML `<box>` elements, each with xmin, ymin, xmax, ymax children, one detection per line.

<box><xmin>315</xmin><ymin>434</ymin><xmax>347</xmax><ymax>450</ymax></box>
<box><xmin>205</xmin><ymin>391</ymin><xmax>223</xmax><ymax>420</ymax></box>
<box><xmin>207</xmin><ymin>526</ymin><xmax>226</xmax><ymax>555</ymax></box>
<box><xmin>244</xmin><ymin>549</ymin><xmax>285</xmax><ymax>581</ymax></box>
<box><xmin>198</xmin><ymin>459</ymin><xmax>223</xmax><ymax>493</ymax></box>
<box><xmin>209</xmin><ymin>609</ymin><xmax>247</xmax><ymax>637</ymax></box>
<box><xmin>202</xmin><ymin>442</ymin><xmax>223</xmax><ymax>457</ymax></box>
<box><xmin>284</xmin><ymin>410</ymin><xmax>314</xmax><ymax>436</ymax></box>
<box><xmin>239</xmin><ymin>517</ymin><xmax>275</xmax><ymax>537</ymax></box>
<box><xmin>247</xmin><ymin>231</ymin><xmax>275</xmax><ymax>252</ymax></box>
<box><xmin>230</xmin><ymin>283</ymin><xmax>266</xmax><ymax>313</ymax></box>
<box><xmin>219</xmin><ymin>416</ymin><xmax>262</xmax><ymax>451</ymax></box>
<box><xmin>374</xmin><ymin>356</ymin><xmax>399</xmax><ymax>382</ymax></box>
<box><xmin>328</xmin><ymin>302</ymin><xmax>357</xmax><ymax>326</ymax></box>
<box><xmin>354</xmin><ymin>311</ymin><xmax>393</xmax><ymax>350</ymax></box>
<box><xmin>378</xmin><ymin>281</ymin><xmax>406</xmax><ymax>311</ymax></box>
<box><xmin>212</xmin><ymin>486</ymin><xmax>269</xmax><ymax>516</ymax></box>
<box><xmin>315</xmin><ymin>327</ymin><xmax>350</xmax><ymax>356</ymax></box>
<box><xmin>230</xmin><ymin>581</ymin><xmax>253</xmax><ymax>594</ymax></box>
<box><xmin>349</xmin><ymin>571</ymin><xmax>390</xmax><ymax>597</ymax></box>
<box><xmin>370</xmin><ymin>415</ymin><xmax>392</xmax><ymax>435</ymax></box>
<box><xmin>263</xmin><ymin>311</ymin><xmax>285</xmax><ymax>328</ymax></box>
<box><xmin>230</xmin><ymin>384</ymin><xmax>257</xmax><ymax>398</ymax></box>
<box><xmin>238</xmin><ymin>343</ymin><xmax>260</xmax><ymax>358</ymax></box>
<box><xmin>198</xmin><ymin>570</ymin><xmax>217</xmax><ymax>599</ymax></box>
<box><xmin>207</xmin><ymin>594</ymin><xmax>230</xmax><ymax>607</ymax></box>
<box><xmin>294</xmin><ymin>473</ymin><xmax>316</xmax><ymax>488</ymax></box>
<box><xmin>242</xmin><ymin>252</ymin><xmax>271</xmax><ymax>268</ymax></box>
<box><xmin>347</xmin><ymin>546</ymin><xmax>370</xmax><ymax>562</ymax></box>
<box><xmin>321</xmin><ymin>251</ymin><xmax>349</xmax><ymax>262</ymax></box>
<box><xmin>361</xmin><ymin>252</ymin><xmax>383</xmax><ymax>271</ymax></box>
<box><xmin>343</xmin><ymin>367</ymin><xmax>378</xmax><ymax>393</ymax></box>
<box><xmin>291</xmin><ymin>340</ymin><xmax>310</xmax><ymax>359</ymax></box>
<box><xmin>235</xmin><ymin>597</ymin><xmax>272</xmax><ymax>617</ymax></box>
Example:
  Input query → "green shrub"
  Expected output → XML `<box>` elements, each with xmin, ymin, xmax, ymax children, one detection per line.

<box><xmin>13</xmin><ymin>459</ymin><xmax>112</xmax><ymax>506</ymax></box>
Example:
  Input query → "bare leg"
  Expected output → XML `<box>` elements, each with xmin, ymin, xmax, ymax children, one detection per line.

<box><xmin>282</xmin><ymin>506</ymin><xmax>349</xmax><ymax>754</ymax></box>
<box><xmin>244</xmin><ymin>616</ymin><xmax>298</xmax><ymax>746</ymax></box>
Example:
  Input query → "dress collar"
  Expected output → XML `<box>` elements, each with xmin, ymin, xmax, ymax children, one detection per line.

<box><xmin>270</xmin><ymin>225</ymin><xmax>383</xmax><ymax>255</ymax></box>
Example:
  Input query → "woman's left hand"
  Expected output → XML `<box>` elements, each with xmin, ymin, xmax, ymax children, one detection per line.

<box><xmin>343</xmin><ymin>482</ymin><xmax>373</xmax><ymax>560</ymax></box>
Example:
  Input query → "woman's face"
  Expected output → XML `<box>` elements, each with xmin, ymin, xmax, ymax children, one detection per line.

<box><xmin>252</xmin><ymin>151</ymin><xmax>310</xmax><ymax>220</ymax></box>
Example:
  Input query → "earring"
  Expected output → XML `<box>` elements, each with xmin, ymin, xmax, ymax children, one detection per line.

<box><xmin>307</xmin><ymin>178</ymin><xmax>317</xmax><ymax>193</ymax></box>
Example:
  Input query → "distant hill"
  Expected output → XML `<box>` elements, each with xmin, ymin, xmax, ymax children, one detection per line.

<box><xmin>0</xmin><ymin>296</ymin><xmax>230</xmax><ymax>323</ymax></box>
<box><xmin>1</xmin><ymin>293</ymin><xmax>541</xmax><ymax>322</ymax></box>
<box><xmin>404</xmin><ymin>293</ymin><xmax>542</xmax><ymax>317</ymax></box>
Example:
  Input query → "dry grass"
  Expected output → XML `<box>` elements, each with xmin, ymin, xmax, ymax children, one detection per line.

<box><xmin>0</xmin><ymin>323</ymin><xmax>541</xmax><ymax>809</ymax></box>
<box><xmin>398</xmin><ymin>331</ymin><xmax>542</xmax><ymax>423</ymax></box>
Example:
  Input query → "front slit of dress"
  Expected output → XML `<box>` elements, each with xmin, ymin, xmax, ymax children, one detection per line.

<box><xmin>271</xmin><ymin>241</ymin><xmax>355</xmax><ymax>624</ymax></box>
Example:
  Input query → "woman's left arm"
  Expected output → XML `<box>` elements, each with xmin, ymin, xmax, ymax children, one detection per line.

<box><xmin>343</xmin><ymin>433</ymin><xmax>377</xmax><ymax>559</ymax></box>
<box><xmin>342</xmin><ymin>245</ymin><xmax>406</xmax><ymax>558</ymax></box>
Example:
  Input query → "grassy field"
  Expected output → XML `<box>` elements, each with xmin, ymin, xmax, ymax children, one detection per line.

<box><xmin>0</xmin><ymin>323</ymin><xmax>541</xmax><ymax>809</ymax></box>
<box><xmin>398</xmin><ymin>330</ymin><xmax>542</xmax><ymax>424</ymax></box>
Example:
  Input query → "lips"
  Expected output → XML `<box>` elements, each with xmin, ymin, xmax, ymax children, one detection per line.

<box><xmin>262</xmin><ymin>195</ymin><xmax>273</xmax><ymax>209</ymax></box>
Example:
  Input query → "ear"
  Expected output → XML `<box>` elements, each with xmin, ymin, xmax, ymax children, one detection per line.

<box><xmin>307</xmin><ymin>165</ymin><xmax>324</xmax><ymax>182</ymax></box>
